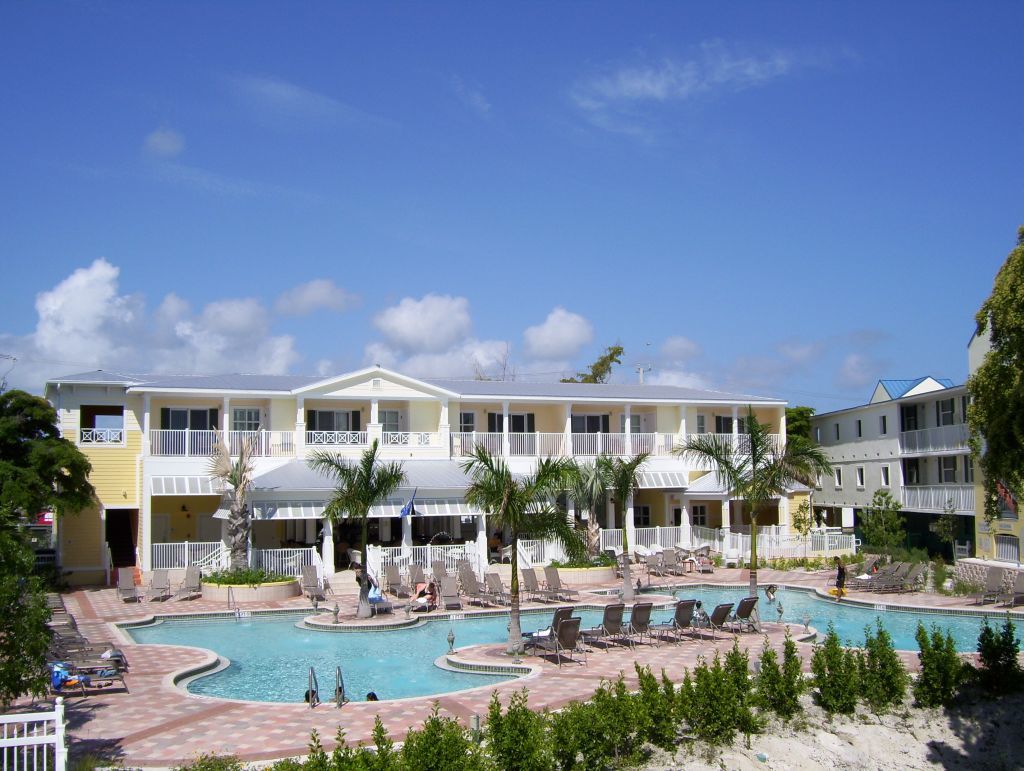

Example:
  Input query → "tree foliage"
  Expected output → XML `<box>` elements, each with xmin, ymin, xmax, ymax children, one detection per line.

<box><xmin>560</xmin><ymin>345</ymin><xmax>623</xmax><ymax>384</ymax></box>
<box><xmin>208</xmin><ymin>438</ymin><xmax>257</xmax><ymax>571</ymax></box>
<box><xmin>0</xmin><ymin>389</ymin><xmax>94</xmax><ymax>518</ymax></box>
<box><xmin>967</xmin><ymin>227</ymin><xmax>1024</xmax><ymax>521</ymax></box>
<box><xmin>861</xmin><ymin>489</ymin><xmax>906</xmax><ymax>552</ymax></box>
<box><xmin>0</xmin><ymin>522</ymin><xmax>51</xmax><ymax>706</ymax></box>
<box><xmin>785</xmin><ymin>406</ymin><xmax>816</xmax><ymax>443</ymax></box>
<box><xmin>675</xmin><ymin>411</ymin><xmax>832</xmax><ymax>595</ymax></box>
<box><xmin>308</xmin><ymin>441</ymin><xmax>406</xmax><ymax>618</ymax></box>
<box><xmin>461</xmin><ymin>447</ymin><xmax>583</xmax><ymax>652</ymax></box>
<box><xmin>599</xmin><ymin>452</ymin><xmax>650</xmax><ymax>600</ymax></box>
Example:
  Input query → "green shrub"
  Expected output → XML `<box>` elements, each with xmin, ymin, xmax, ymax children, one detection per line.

<box><xmin>914</xmin><ymin>622</ymin><xmax>967</xmax><ymax>707</ymax></box>
<box><xmin>952</xmin><ymin>579</ymin><xmax>982</xmax><ymax>596</ymax></box>
<box><xmin>634</xmin><ymin>665</ymin><xmax>679</xmax><ymax>750</ymax></box>
<box><xmin>204</xmin><ymin>567</ymin><xmax>290</xmax><ymax>586</ymax></box>
<box><xmin>686</xmin><ymin>654</ymin><xmax>740</xmax><ymax>745</ymax></box>
<box><xmin>932</xmin><ymin>559</ymin><xmax>950</xmax><ymax>595</ymax></box>
<box><xmin>550</xmin><ymin>553</ymin><xmax>614</xmax><ymax>568</ymax></box>
<box><xmin>859</xmin><ymin>620</ymin><xmax>908</xmax><ymax>713</ymax></box>
<box><xmin>810</xmin><ymin>624</ymin><xmax>860</xmax><ymax>714</ymax></box>
<box><xmin>548</xmin><ymin>676</ymin><xmax>644</xmax><ymax>769</ymax></box>
<box><xmin>486</xmin><ymin>689</ymin><xmax>553</xmax><ymax>770</ymax></box>
<box><xmin>755</xmin><ymin>632</ymin><xmax>805</xmax><ymax>719</ymax></box>
<box><xmin>723</xmin><ymin>640</ymin><xmax>763</xmax><ymax>740</ymax></box>
<box><xmin>400</xmin><ymin>706</ymin><xmax>488</xmax><ymax>770</ymax></box>
<box><xmin>977</xmin><ymin>616</ymin><xmax>1022</xmax><ymax>695</ymax></box>
<box><xmin>175</xmin><ymin>754</ymin><xmax>247</xmax><ymax>771</ymax></box>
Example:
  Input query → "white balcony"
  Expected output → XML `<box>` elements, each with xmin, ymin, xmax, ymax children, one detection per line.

<box><xmin>382</xmin><ymin>431</ymin><xmax>441</xmax><ymax>448</ymax></box>
<box><xmin>449</xmin><ymin>431</ymin><xmax>677</xmax><ymax>458</ymax></box>
<box><xmin>899</xmin><ymin>424</ymin><xmax>969</xmax><ymax>455</ymax></box>
<box><xmin>150</xmin><ymin>429</ymin><xmax>296</xmax><ymax>457</ymax></box>
<box><xmin>306</xmin><ymin>430</ymin><xmax>368</xmax><ymax>447</ymax></box>
<box><xmin>901</xmin><ymin>484</ymin><xmax>975</xmax><ymax>514</ymax></box>
<box><xmin>79</xmin><ymin>427</ymin><xmax>124</xmax><ymax>445</ymax></box>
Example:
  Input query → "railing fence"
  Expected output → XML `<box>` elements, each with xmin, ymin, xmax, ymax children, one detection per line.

<box><xmin>151</xmin><ymin>541</ymin><xmax>224</xmax><ymax>570</ymax></box>
<box><xmin>0</xmin><ymin>698</ymin><xmax>66</xmax><ymax>771</ymax></box>
<box><xmin>250</xmin><ymin>547</ymin><xmax>316</xmax><ymax>577</ymax></box>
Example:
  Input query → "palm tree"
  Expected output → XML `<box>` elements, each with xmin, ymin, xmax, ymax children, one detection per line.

<box><xmin>599</xmin><ymin>453</ymin><xmax>651</xmax><ymax>602</ymax></box>
<box><xmin>461</xmin><ymin>446</ymin><xmax>583</xmax><ymax>654</ymax></box>
<box><xmin>208</xmin><ymin>436</ymin><xmax>257</xmax><ymax>571</ymax></box>
<box><xmin>308</xmin><ymin>440</ymin><xmax>406</xmax><ymax>619</ymax></box>
<box><xmin>674</xmin><ymin>411</ymin><xmax>832</xmax><ymax>596</ymax></box>
<box><xmin>564</xmin><ymin>458</ymin><xmax>609</xmax><ymax>557</ymax></box>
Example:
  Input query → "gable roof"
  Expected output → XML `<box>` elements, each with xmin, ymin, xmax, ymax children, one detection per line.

<box><xmin>870</xmin><ymin>376</ymin><xmax>956</xmax><ymax>403</ymax></box>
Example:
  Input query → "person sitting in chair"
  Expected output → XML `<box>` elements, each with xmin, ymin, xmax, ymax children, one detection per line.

<box><xmin>411</xmin><ymin>581</ymin><xmax>437</xmax><ymax>612</ymax></box>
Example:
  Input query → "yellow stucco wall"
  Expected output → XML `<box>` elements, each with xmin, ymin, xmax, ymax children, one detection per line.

<box><xmin>408</xmin><ymin>401</ymin><xmax>440</xmax><ymax>432</ymax></box>
<box><xmin>79</xmin><ymin>432</ymin><xmax>142</xmax><ymax>507</ymax></box>
<box><xmin>151</xmin><ymin>495</ymin><xmax>222</xmax><ymax>542</ymax></box>
<box><xmin>59</xmin><ymin>505</ymin><xmax>104</xmax><ymax>572</ymax></box>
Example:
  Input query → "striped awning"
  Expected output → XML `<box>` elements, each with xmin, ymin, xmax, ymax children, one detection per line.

<box><xmin>213</xmin><ymin>498</ymin><xmax>482</xmax><ymax>521</ymax></box>
<box><xmin>150</xmin><ymin>476</ymin><xmax>224</xmax><ymax>495</ymax></box>
<box><xmin>637</xmin><ymin>471</ymin><xmax>688</xmax><ymax>489</ymax></box>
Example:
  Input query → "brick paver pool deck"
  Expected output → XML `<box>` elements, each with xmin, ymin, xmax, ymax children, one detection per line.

<box><xmin>46</xmin><ymin>568</ymin><xmax>1022</xmax><ymax>767</ymax></box>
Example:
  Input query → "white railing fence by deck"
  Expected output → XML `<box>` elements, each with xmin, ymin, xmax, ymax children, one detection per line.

<box><xmin>519</xmin><ymin>538</ymin><xmax>567</xmax><ymax>566</ymax></box>
<box><xmin>995</xmin><ymin>535</ymin><xmax>1020</xmax><ymax>564</ymax></box>
<box><xmin>602</xmin><ymin>525</ymin><xmax>856</xmax><ymax>560</ymax></box>
<box><xmin>449</xmin><ymin>432</ymin><xmax>678</xmax><ymax>458</ymax></box>
<box><xmin>306</xmin><ymin>430</ymin><xmax>368</xmax><ymax>446</ymax></box>
<box><xmin>898</xmin><ymin>424</ymin><xmax>969</xmax><ymax>454</ymax></box>
<box><xmin>0</xmin><ymin>699</ymin><xmax>66</xmax><ymax>771</ymax></box>
<box><xmin>150</xmin><ymin>429</ymin><xmax>294</xmax><ymax>456</ymax></box>
<box><xmin>151</xmin><ymin>541</ymin><xmax>223</xmax><ymax>570</ymax></box>
<box><xmin>251</xmin><ymin>547</ymin><xmax>316</xmax><ymax>577</ymax></box>
<box><xmin>372</xmin><ymin>543</ymin><xmax>482</xmax><ymax>582</ymax></box>
<box><xmin>902</xmin><ymin>485</ymin><xmax>975</xmax><ymax>513</ymax></box>
<box><xmin>383</xmin><ymin>432</ymin><xmax>440</xmax><ymax>447</ymax></box>
<box><xmin>78</xmin><ymin>428</ymin><xmax>124</xmax><ymax>445</ymax></box>
<box><xmin>599</xmin><ymin>529</ymin><xmax>624</xmax><ymax>553</ymax></box>
<box><xmin>225</xmin><ymin>430</ymin><xmax>295</xmax><ymax>457</ymax></box>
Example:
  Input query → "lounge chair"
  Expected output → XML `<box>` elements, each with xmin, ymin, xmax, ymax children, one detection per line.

<box><xmin>661</xmin><ymin>549</ymin><xmax>686</xmax><ymax>576</ymax></box>
<box><xmin>543</xmin><ymin>566</ymin><xmax>580</xmax><ymax>601</ymax></box>
<box><xmin>521</xmin><ymin>569</ymin><xmax>560</xmax><ymax>602</ymax></box>
<box><xmin>439</xmin><ymin>576</ymin><xmax>462</xmax><ymax>610</ymax></box>
<box><xmin>651</xmin><ymin>599</ymin><xmax>697</xmax><ymax>644</ymax></box>
<box><xmin>646</xmin><ymin>551</ymin><xmax>668</xmax><ymax>578</ymax></box>
<box><xmin>626</xmin><ymin>602</ymin><xmax>655</xmax><ymax>646</ymax></box>
<box><xmin>300</xmin><ymin>564</ymin><xmax>325</xmax><ymax>600</ymax></box>
<box><xmin>728</xmin><ymin>596</ymin><xmax>760</xmax><ymax>633</ymax></box>
<box><xmin>524</xmin><ymin>606</ymin><xmax>574</xmax><ymax>652</ymax></box>
<box><xmin>458</xmin><ymin>567</ymin><xmax>498</xmax><ymax>606</ymax></box>
<box><xmin>535</xmin><ymin>616</ymin><xmax>586</xmax><ymax>667</ymax></box>
<box><xmin>431</xmin><ymin>561</ymin><xmax>450</xmax><ymax>583</ymax></box>
<box><xmin>384</xmin><ymin>564</ymin><xmax>412</xmax><ymax>598</ymax></box>
<box><xmin>890</xmin><ymin>563</ymin><xmax>927</xmax><ymax>593</ymax></box>
<box><xmin>848</xmin><ymin>561</ymin><xmax>899</xmax><ymax>590</ymax></box>
<box><xmin>484</xmin><ymin>573</ymin><xmax>511</xmax><ymax>605</ymax></box>
<box><xmin>174</xmin><ymin>565</ymin><xmax>202</xmax><ymax>600</ymax></box>
<box><xmin>117</xmin><ymin>567</ymin><xmax>140</xmax><ymax>602</ymax></box>
<box><xmin>998</xmin><ymin>571</ymin><xmax>1024</xmax><ymax>608</ymax></box>
<box><xmin>702</xmin><ymin>602</ymin><xmax>734</xmax><ymax>640</ymax></box>
<box><xmin>972</xmin><ymin>568</ymin><xmax>1005</xmax><ymax>605</ymax></box>
<box><xmin>408</xmin><ymin>564</ymin><xmax>426</xmax><ymax>586</ymax></box>
<box><xmin>581</xmin><ymin>603</ymin><xmax>630</xmax><ymax>651</ymax></box>
<box><xmin>145</xmin><ymin>570</ymin><xmax>171</xmax><ymax>602</ymax></box>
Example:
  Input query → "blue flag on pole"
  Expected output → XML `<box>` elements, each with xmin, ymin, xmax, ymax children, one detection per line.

<box><xmin>400</xmin><ymin>488</ymin><xmax>418</xmax><ymax>517</ymax></box>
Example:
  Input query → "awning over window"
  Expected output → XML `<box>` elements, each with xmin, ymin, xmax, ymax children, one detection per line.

<box><xmin>637</xmin><ymin>471</ymin><xmax>689</xmax><ymax>489</ymax></box>
<box><xmin>213</xmin><ymin>498</ymin><xmax>483</xmax><ymax>521</ymax></box>
<box><xmin>368</xmin><ymin>499</ymin><xmax>480</xmax><ymax>518</ymax></box>
<box><xmin>150</xmin><ymin>476</ymin><xmax>224</xmax><ymax>495</ymax></box>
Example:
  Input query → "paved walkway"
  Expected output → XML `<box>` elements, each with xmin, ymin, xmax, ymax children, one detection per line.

<box><xmin>46</xmin><ymin>568</ymin><xmax>1022</xmax><ymax>767</ymax></box>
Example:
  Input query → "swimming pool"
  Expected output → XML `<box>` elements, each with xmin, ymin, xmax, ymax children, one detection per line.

<box><xmin>124</xmin><ymin>587</ymin><xmax>1021</xmax><ymax>703</ymax></box>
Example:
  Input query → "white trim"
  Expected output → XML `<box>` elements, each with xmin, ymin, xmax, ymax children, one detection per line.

<box><xmin>291</xmin><ymin>366</ymin><xmax>460</xmax><ymax>398</ymax></box>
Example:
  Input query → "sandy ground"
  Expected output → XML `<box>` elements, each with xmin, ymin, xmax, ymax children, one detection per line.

<box><xmin>642</xmin><ymin>691</ymin><xmax>1024</xmax><ymax>771</ymax></box>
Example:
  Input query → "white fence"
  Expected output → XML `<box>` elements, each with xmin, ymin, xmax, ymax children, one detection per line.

<box><xmin>251</xmin><ymin>547</ymin><xmax>317</xmax><ymax>577</ymax></box>
<box><xmin>370</xmin><ymin>543</ymin><xmax>482</xmax><ymax>582</ymax></box>
<box><xmin>150</xmin><ymin>430</ymin><xmax>294</xmax><ymax>456</ymax></box>
<box><xmin>601</xmin><ymin>525</ymin><xmax>857</xmax><ymax>560</ymax></box>
<box><xmin>151</xmin><ymin>541</ymin><xmax>224</xmax><ymax>570</ymax></box>
<box><xmin>899</xmin><ymin>424</ymin><xmax>969</xmax><ymax>454</ymax></box>
<box><xmin>306</xmin><ymin>430</ymin><xmax>368</xmax><ymax>447</ymax></box>
<box><xmin>902</xmin><ymin>484</ymin><xmax>975</xmax><ymax>514</ymax></box>
<box><xmin>78</xmin><ymin>428</ymin><xmax>123</xmax><ymax>445</ymax></box>
<box><xmin>519</xmin><ymin>538</ymin><xmax>567</xmax><ymax>567</ymax></box>
<box><xmin>449</xmin><ymin>432</ymin><xmax>677</xmax><ymax>458</ymax></box>
<box><xmin>0</xmin><ymin>699</ymin><xmax>66</xmax><ymax>771</ymax></box>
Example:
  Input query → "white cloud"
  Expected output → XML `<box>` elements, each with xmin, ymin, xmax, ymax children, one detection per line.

<box><xmin>373</xmin><ymin>294</ymin><xmax>472</xmax><ymax>353</ymax></box>
<box><xmin>2</xmin><ymin>259</ymin><xmax>300</xmax><ymax>390</ymax></box>
<box><xmin>275</xmin><ymin>279</ymin><xmax>358</xmax><ymax>315</ymax></box>
<box><xmin>647</xmin><ymin>369</ymin><xmax>710</xmax><ymax>389</ymax></box>
<box><xmin>523</xmin><ymin>307</ymin><xmax>593</xmax><ymax>360</ymax></box>
<box><xmin>573</xmin><ymin>40</ymin><xmax>796</xmax><ymax>136</ymax></box>
<box><xmin>660</xmin><ymin>335</ymin><xmax>701</xmax><ymax>363</ymax></box>
<box><xmin>836</xmin><ymin>353</ymin><xmax>880</xmax><ymax>390</ymax></box>
<box><xmin>143</xmin><ymin>127</ymin><xmax>185</xmax><ymax>158</ymax></box>
<box><xmin>225</xmin><ymin>74</ymin><xmax>391</xmax><ymax>128</ymax></box>
<box><xmin>451</xmin><ymin>76</ymin><xmax>491</xmax><ymax>117</ymax></box>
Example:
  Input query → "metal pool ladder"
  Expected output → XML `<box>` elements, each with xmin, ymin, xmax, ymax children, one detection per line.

<box><xmin>335</xmin><ymin>666</ymin><xmax>347</xmax><ymax>708</ymax></box>
<box><xmin>307</xmin><ymin>667</ymin><xmax>320</xmax><ymax>709</ymax></box>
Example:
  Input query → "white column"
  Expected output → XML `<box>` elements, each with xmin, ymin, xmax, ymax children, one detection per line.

<box><xmin>624</xmin><ymin>404</ymin><xmax>632</xmax><ymax>454</ymax></box>
<box><xmin>295</xmin><ymin>397</ymin><xmax>306</xmax><ymax>454</ymax></box>
<box><xmin>501</xmin><ymin>401</ymin><xmax>510</xmax><ymax>456</ymax></box>
<box><xmin>222</xmin><ymin>397</ymin><xmax>230</xmax><ymax>435</ymax></box>
<box><xmin>368</xmin><ymin>398</ymin><xmax>382</xmax><ymax>445</ymax></box>
<box><xmin>731</xmin><ymin>405</ymin><xmax>739</xmax><ymax>449</ymax></box>
<box><xmin>678</xmin><ymin>407</ymin><xmax>686</xmax><ymax>443</ymax></box>
<box><xmin>564</xmin><ymin>404</ymin><xmax>573</xmax><ymax>456</ymax></box>
<box><xmin>142</xmin><ymin>394</ymin><xmax>151</xmax><ymax>456</ymax></box>
<box><xmin>625</xmin><ymin>493</ymin><xmax>636</xmax><ymax>555</ymax></box>
<box><xmin>680</xmin><ymin>501</ymin><xmax>692</xmax><ymax>544</ymax></box>
<box><xmin>370</xmin><ymin>398</ymin><xmax>379</xmax><ymax>424</ymax></box>
<box><xmin>401</xmin><ymin>515</ymin><xmax>413</xmax><ymax>553</ymax></box>
<box><xmin>722</xmin><ymin>499</ymin><xmax>733</xmax><ymax>532</ymax></box>
<box><xmin>476</xmin><ymin>514</ymin><xmax>488</xmax><ymax>575</ymax></box>
<box><xmin>778</xmin><ymin>495</ymin><xmax>790</xmax><ymax>534</ymax></box>
<box><xmin>140</xmin><ymin>478</ymin><xmax>152</xmax><ymax>570</ymax></box>
<box><xmin>321</xmin><ymin>518</ymin><xmax>335</xmax><ymax>575</ymax></box>
<box><xmin>439</xmin><ymin>399</ymin><xmax>450</xmax><ymax>451</ymax></box>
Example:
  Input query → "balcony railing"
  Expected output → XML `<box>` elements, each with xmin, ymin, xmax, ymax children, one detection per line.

<box><xmin>150</xmin><ymin>429</ymin><xmax>295</xmax><ymax>457</ymax></box>
<box><xmin>306</xmin><ymin>430</ymin><xmax>368</xmax><ymax>446</ymax></box>
<box><xmin>79</xmin><ymin>427</ymin><xmax>124</xmax><ymax>445</ymax></box>
<box><xmin>901</xmin><ymin>484</ymin><xmax>975</xmax><ymax>513</ymax></box>
<box><xmin>449</xmin><ymin>431</ymin><xmax>677</xmax><ymax>458</ymax></box>
<box><xmin>382</xmin><ymin>432</ymin><xmax>441</xmax><ymax>447</ymax></box>
<box><xmin>899</xmin><ymin>424</ymin><xmax>969</xmax><ymax>455</ymax></box>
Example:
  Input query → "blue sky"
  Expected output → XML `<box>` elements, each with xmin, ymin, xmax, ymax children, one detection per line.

<box><xmin>1</xmin><ymin>2</ymin><xmax>1021</xmax><ymax>410</ymax></box>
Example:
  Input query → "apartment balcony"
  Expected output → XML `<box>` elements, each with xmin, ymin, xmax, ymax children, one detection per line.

<box><xmin>901</xmin><ymin>484</ymin><xmax>975</xmax><ymax>514</ymax></box>
<box><xmin>79</xmin><ymin>428</ymin><xmax>125</xmax><ymax>445</ymax></box>
<box><xmin>898</xmin><ymin>424</ymin><xmax>969</xmax><ymax>456</ymax></box>
<box><xmin>149</xmin><ymin>429</ymin><xmax>296</xmax><ymax>457</ymax></box>
<box><xmin>449</xmin><ymin>431</ymin><xmax>680</xmax><ymax>458</ymax></box>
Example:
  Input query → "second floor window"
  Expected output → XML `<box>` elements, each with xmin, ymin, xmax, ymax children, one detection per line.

<box><xmin>307</xmin><ymin>410</ymin><xmax>361</xmax><ymax>432</ymax></box>
<box><xmin>904</xmin><ymin>458</ymin><xmax>921</xmax><ymax>485</ymax></box>
<box><xmin>881</xmin><ymin>465</ymin><xmax>890</xmax><ymax>486</ymax></box>
<box><xmin>937</xmin><ymin>398</ymin><xmax>955</xmax><ymax>427</ymax></box>
<box><xmin>691</xmin><ymin>504</ymin><xmax>707</xmax><ymax>526</ymax></box>
<box><xmin>161</xmin><ymin>407</ymin><xmax>217</xmax><ymax>431</ymax></box>
<box><xmin>879</xmin><ymin>415</ymin><xmax>888</xmax><ymax>435</ymax></box>
<box><xmin>834</xmin><ymin>423</ymin><xmax>840</xmax><ymax>441</ymax></box>
<box><xmin>232</xmin><ymin>408</ymin><xmax>261</xmax><ymax>432</ymax></box>
<box><xmin>856</xmin><ymin>467</ymin><xmax>865</xmax><ymax>487</ymax></box>
<box><xmin>964</xmin><ymin>455</ymin><xmax>975</xmax><ymax>484</ymax></box>
<box><xmin>939</xmin><ymin>456</ymin><xmax>957</xmax><ymax>484</ymax></box>
<box><xmin>380</xmin><ymin>410</ymin><xmax>400</xmax><ymax>434</ymax></box>
<box><xmin>834</xmin><ymin>468</ymin><xmax>843</xmax><ymax>488</ymax></box>
<box><xmin>459</xmin><ymin>412</ymin><xmax>475</xmax><ymax>432</ymax></box>
<box><xmin>856</xmin><ymin>419</ymin><xmax>862</xmax><ymax>438</ymax></box>
<box><xmin>634</xmin><ymin>505</ymin><xmax>651</xmax><ymax>527</ymax></box>
<box><xmin>696</xmin><ymin>415</ymin><xmax>706</xmax><ymax>434</ymax></box>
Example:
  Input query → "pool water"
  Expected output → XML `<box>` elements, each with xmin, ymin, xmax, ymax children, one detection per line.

<box><xmin>125</xmin><ymin>588</ymin><xmax>1020</xmax><ymax>703</ymax></box>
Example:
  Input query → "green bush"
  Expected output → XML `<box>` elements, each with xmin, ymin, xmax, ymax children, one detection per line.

<box><xmin>932</xmin><ymin>559</ymin><xmax>950</xmax><ymax>595</ymax></box>
<box><xmin>754</xmin><ymin>632</ymin><xmax>805</xmax><ymax>719</ymax></box>
<box><xmin>548</xmin><ymin>676</ymin><xmax>644</xmax><ymax>769</ymax></box>
<box><xmin>859</xmin><ymin>620</ymin><xmax>908</xmax><ymax>713</ymax></box>
<box><xmin>550</xmin><ymin>553</ymin><xmax>614</xmax><ymax>569</ymax></box>
<box><xmin>723</xmin><ymin>640</ymin><xmax>763</xmax><ymax>740</ymax></box>
<box><xmin>810</xmin><ymin>624</ymin><xmax>860</xmax><ymax>714</ymax></box>
<box><xmin>633</xmin><ymin>665</ymin><xmax>679</xmax><ymax>750</ymax></box>
<box><xmin>205</xmin><ymin>567</ymin><xmax>290</xmax><ymax>586</ymax></box>
<box><xmin>686</xmin><ymin>653</ymin><xmax>741</xmax><ymax>745</ymax></box>
<box><xmin>400</xmin><ymin>707</ymin><xmax>488</xmax><ymax>770</ymax></box>
<box><xmin>486</xmin><ymin>689</ymin><xmax>553</xmax><ymax>770</ymax></box>
<box><xmin>914</xmin><ymin>623</ymin><xmax>967</xmax><ymax>707</ymax></box>
<box><xmin>976</xmin><ymin>616</ymin><xmax>1022</xmax><ymax>695</ymax></box>
<box><xmin>175</xmin><ymin>754</ymin><xmax>247</xmax><ymax>771</ymax></box>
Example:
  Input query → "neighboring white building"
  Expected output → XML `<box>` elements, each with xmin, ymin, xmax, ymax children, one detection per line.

<box><xmin>811</xmin><ymin>377</ymin><xmax>974</xmax><ymax>553</ymax></box>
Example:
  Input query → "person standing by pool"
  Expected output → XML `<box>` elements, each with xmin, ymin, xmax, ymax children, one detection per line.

<box><xmin>834</xmin><ymin>556</ymin><xmax>846</xmax><ymax>602</ymax></box>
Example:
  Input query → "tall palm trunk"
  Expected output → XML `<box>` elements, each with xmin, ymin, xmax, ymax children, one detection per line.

<box><xmin>227</xmin><ymin>502</ymin><xmax>250</xmax><ymax>571</ymax></box>
<box><xmin>508</xmin><ymin>533</ymin><xmax>523</xmax><ymax>654</ymax></box>
<box><xmin>748</xmin><ymin>513</ymin><xmax>759</xmax><ymax>597</ymax></box>
<box><xmin>356</xmin><ymin>518</ymin><xmax>372</xmax><ymax>619</ymax></box>
<box><xmin>620</xmin><ymin>523</ymin><xmax>635</xmax><ymax>601</ymax></box>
